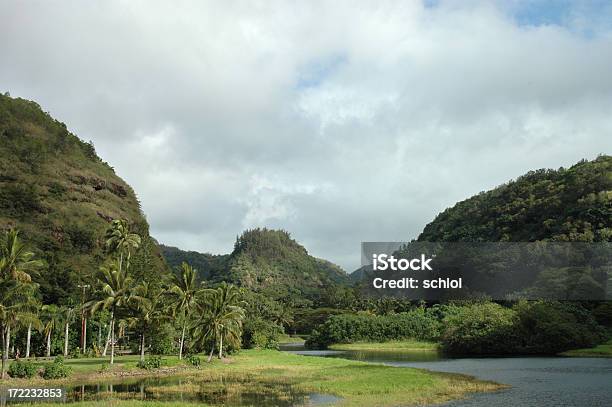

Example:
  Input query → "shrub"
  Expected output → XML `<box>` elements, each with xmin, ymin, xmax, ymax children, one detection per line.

<box><xmin>0</xmin><ymin>183</ymin><xmax>41</xmax><ymax>216</ymax></box>
<box><xmin>242</xmin><ymin>318</ymin><xmax>283</xmax><ymax>349</ymax></box>
<box><xmin>513</xmin><ymin>301</ymin><xmax>605</xmax><ymax>354</ymax></box>
<box><xmin>42</xmin><ymin>356</ymin><xmax>72</xmax><ymax>379</ymax></box>
<box><xmin>8</xmin><ymin>360</ymin><xmax>37</xmax><ymax>378</ymax></box>
<box><xmin>440</xmin><ymin>302</ymin><xmax>518</xmax><ymax>355</ymax></box>
<box><xmin>136</xmin><ymin>356</ymin><xmax>162</xmax><ymax>370</ymax></box>
<box><xmin>148</xmin><ymin>323</ymin><xmax>176</xmax><ymax>355</ymax></box>
<box><xmin>186</xmin><ymin>355</ymin><xmax>201</xmax><ymax>368</ymax></box>
<box><xmin>306</xmin><ymin>307</ymin><xmax>441</xmax><ymax>348</ymax></box>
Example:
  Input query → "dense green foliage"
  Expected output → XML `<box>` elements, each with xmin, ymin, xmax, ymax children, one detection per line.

<box><xmin>308</xmin><ymin>301</ymin><xmax>606</xmax><ymax>355</ymax></box>
<box><xmin>160</xmin><ymin>245</ymin><xmax>228</xmax><ymax>281</ymax></box>
<box><xmin>136</xmin><ymin>355</ymin><xmax>162</xmax><ymax>370</ymax></box>
<box><xmin>242</xmin><ymin>318</ymin><xmax>284</xmax><ymax>349</ymax></box>
<box><xmin>161</xmin><ymin>228</ymin><xmax>352</xmax><ymax>339</ymax></box>
<box><xmin>306</xmin><ymin>308</ymin><xmax>441</xmax><ymax>348</ymax></box>
<box><xmin>0</xmin><ymin>94</ymin><xmax>169</xmax><ymax>305</ymax></box>
<box><xmin>440</xmin><ymin>301</ymin><xmax>605</xmax><ymax>355</ymax></box>
<box><xmin>440</xmin><ymin>303</ymin><xmax>517</xmax><ymax>354</ymax></box>
<box><xmin>42</xmin><ymin>356</ymin><xmax>72</xmax><ymax>379</ymax></box>
<box><xmin>418</xmin><ymin>155</ymin><xmax>611</xmax><ymax>242</ymax></box>
<box><xmin>7</xmin><ymin>359</ymin><xmax>37</xmax><ymax>378</ymax></box>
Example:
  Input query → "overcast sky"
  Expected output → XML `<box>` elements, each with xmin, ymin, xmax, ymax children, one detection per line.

<box><xmin>2</xmin><ymin>1</ymin><xmax>612</xmax><ymax>271</ymax></box>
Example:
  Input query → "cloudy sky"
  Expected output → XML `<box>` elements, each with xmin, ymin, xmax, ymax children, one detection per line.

<box><xmin>1</xmin><ymin>0</ymin><xmax>612</xmax><ymax>271</ymax></box>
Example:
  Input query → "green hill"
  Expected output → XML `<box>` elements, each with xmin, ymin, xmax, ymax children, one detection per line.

<box><xmin>349</xmin><ymin>156</ymin><xmax>611</xmax><ymax>280</ymax></box>
<box><xmin>159</xmin><ymin>243</ymin><xmax>229</xmax><ymax>281</ymax></box>
<box><xmin>418</xmin><ymin>155</ymin><xmax>611</xmax><ymax>242</ymax></box>
<box><xmin>0</xmin><ymin>94</ymin><xmax>169</xmax><ymax>304</ymax></box>
<box><xmin>161</xmin><ymin>228</ymin><xmax>349</xmax><ymax>301</ymax></box>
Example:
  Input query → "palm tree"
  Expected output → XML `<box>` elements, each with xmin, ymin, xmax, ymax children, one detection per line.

<box><xmin>0</xmin><ymin>229</ymin><xmax>43</xmax><ymax>282</ymax></box>
<box><xmin>41</xmin><ymin>304</ymin><xmax>61</xmax><ymax>358</ymax></box>
<box><xmin>86</xmin><ymin>260</ymin><xmax>133</xmax><ymax>364</ymax></box>
<box><xmin>17</xmin><ymin>294</ymin><xmax>41</xmax><ymax>359</ymax></box>
<box><xmin>0</xmin><ymin>280</ymin><xmax>38</xmax><ymax>377</ymax></box>
<box><xmin>168</xmin><ymin>262</ymin><xmax>198</xmax><ymax>360</ymax></box>
<box><xmin>129</xmin><ymin>281</ymin><xmax>167</xmax><ymax>361</ymax></box>
<box><xmin>105</xmin><ymin>219</ymin><xmax>141</xmax><ymax>274</ymax></box>
<box><xmin>62</xmin><ymin>306</ymin><xmax>76</xmax><ymax>356</ymax></box>
<box><xmin>274</xmin><ymin>307</ymin><xmax>294</xmax><ymax>333</ymax></box>
<box><xmin>0</xmin><ymin>229</ymin><xmax>41</xmax><ymax>377</ymax></box>
<box><xmin>191</xmin><ymin>283</ymin><xmax>245</xmax><ymax>361</ymax></box>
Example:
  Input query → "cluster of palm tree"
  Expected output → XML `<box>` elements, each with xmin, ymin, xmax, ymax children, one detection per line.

<box><xmin>0</xmin><ymin>219</ymin><xmax>246</xmax><ymax>379</ymax></box>
<box><xmin>0</xmin><ymin>229</ymin><xmax>43</xmax><ymax>379</ymax></box>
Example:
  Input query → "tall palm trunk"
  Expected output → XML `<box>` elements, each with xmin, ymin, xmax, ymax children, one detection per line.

<box><xmin>6</xmin><ymin>325</ymin><xmax>11</xmax><ymax>360</ymax></box>
<box><xmin>179</xmin><ymin>322</ymin><xmax>186</xmax><ymax>360</ymax></box>
<box><xmin>110</xmin><ymin>316</ymin><xmax>115</xmax><ymax>364</ymax></box>
<box><xmin>102</xmin><ymin>320</ymin><xmax>112</xmax><ymax>356</ymax></box>
<box><xmin>64</xmin><ymin>321</ymin><xmax>70</xmax><ymax>356</ymax></box>
<box><xmin>140</xmin><ymin>332</ymin><xmax>145</xmax><ymax>362</ymax></box>
<box><xmin>1</xmin><ymin>325</ymin><xmax>7</xmax><ymax>379</ymax></box>
<box><xmin>207</xmin><ymin>345</ymin><xmax>215</xmax><ymax>362</ymax></box>
<box><xmin>218</xmin><ymin>333</ymin><xmax>223</xmax><ymax>359</ymax></box>
<box><xmin>46</xmin><ymin>330</ymin><xmax>51</xmax><ymax>357</ymax></box>
<box><xmin>26</xmin><ymin>323</ymin><xmax>32</xmax><ymax>358</ymax></box>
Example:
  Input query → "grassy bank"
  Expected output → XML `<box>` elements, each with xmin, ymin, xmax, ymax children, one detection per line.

<box><xmin>560</xmin><ymin>340</ymin><xmax>612</xmax><ymax>357</ymax></box>
<box><xmin>329</xmin><ymin>340</ymin><xmax>439</xmax><ymax>352</ymax></box>
<box><xmin>6</xmin><ymin>350</ymin><xmax>504</xmax><ymax>406</ymax></box>
<box><xmin>278</xmin><ymin>334</ymin><xmax>307</xmax><ymax>344</ymax></box>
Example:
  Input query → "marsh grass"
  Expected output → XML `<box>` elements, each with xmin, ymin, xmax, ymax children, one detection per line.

<box><xmin>329</xmin><ymin>339</ymin><xmax>439</xmax><ymax>352</ymax></box>
<box><xmin>560</xmin><ymin>340</ymin><xmax>612</xmax><ymax>357</ymax></box>
<box><xmin>7</xmin><ymin>350</ymin><xmax>505</xmax><ymax>406</ymax></box>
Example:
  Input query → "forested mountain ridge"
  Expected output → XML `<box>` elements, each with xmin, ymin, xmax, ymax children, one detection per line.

<box><xmin>349</xmin><ymin>155</ymin><xmax>611</xmax><ymax>279</ymax></box>
<box><xmin>418</xmin><ymin>155</ymin><xmax>611</xmax><ymax>242</ymax></box>
<box><xmin>161</xmin><ymin>228</ymin><xmax>350</xmax><ymax>302</ymax></box>
<box><xmin>159</xmin><ymin>244</ymin><xmax>229</xmax><ymax>281</ymax></box>
<box><xmin>0</xmin><ymin>94</ymin><xmax>169</xmax><ymax>304</ymax></box>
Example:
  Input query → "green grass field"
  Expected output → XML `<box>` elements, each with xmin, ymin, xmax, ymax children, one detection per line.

<box><xmin>6</xmin><ymin>349</ymin><xmax>504</xmax><ymax>406</ymax></box>
<box><xmin>329</xmin><ymin>339</ymin><xmax>439</xmax><ymax>352</ymax></box>
<box><xmin>560</xmin><ymin>340</ymin><xmax>612</xmax><ymax>357</ymax></box>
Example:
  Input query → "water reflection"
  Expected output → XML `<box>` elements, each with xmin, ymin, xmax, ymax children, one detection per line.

<box><xmin>4</xmin><ymin>376</ymin><xmax>339</xmax><ymax>406</ymax></box>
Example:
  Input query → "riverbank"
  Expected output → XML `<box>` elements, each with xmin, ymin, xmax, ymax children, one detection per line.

<box><xmin>4</xmin><ymin>350</ymin><xmax>504</xmax><ymax>406</ymax></box>
<box><xmin>329</xmin><ymin>340</ymin><xmax>438</xmax><ymax>352</ymax></box>
<box><xmin>560</xmin><ymin>340</ymin><xmax>612</xmax><ymax>357</ymax></box>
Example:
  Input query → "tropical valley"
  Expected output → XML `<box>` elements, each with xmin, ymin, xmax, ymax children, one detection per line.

<box><xmin>0</xmin><ymin>92</ymin><xmax>611</xmax><ymax>407</ymax></box>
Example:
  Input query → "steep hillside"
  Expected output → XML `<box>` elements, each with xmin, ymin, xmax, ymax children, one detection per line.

<box><xmin>161</xmin><ymin>228</ymin><xmax>350</xmax><ymax>300</ymax></box>
<box><xmin>418</xmin><ymin>156</ymin><xmax>611</xmax><ymax>242</ymax></box>
<box><xmin>0</xmin><ymin>94</ymin><xmax>168</xmax><ymax>303</ymax></box>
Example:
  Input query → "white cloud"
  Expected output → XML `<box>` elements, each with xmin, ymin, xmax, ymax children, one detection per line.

<box><xmin>1</xmin><ymin>0</ymin><xmax>611</xmax><ymax>270</ymax></box>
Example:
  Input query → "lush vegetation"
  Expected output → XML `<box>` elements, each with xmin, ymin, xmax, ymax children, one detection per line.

<box><xmin>560</xmin><ymin>339</ymin><xmax>612</xmax><ymax>357</ymax></box>
<box><xmin>164</xmin><ymin>228</ymin><xmax>350</xmax><ymax>303</ymax></box>
<box><xmin>418</xmin><ymin>155</ymin><xmax>611</xmax><ymax>242</ymax></box>
<box><xmin>0</xmin><ymin>94</ymin><xmax>168</xmax><ymax>305</ymax></box>
<box><xmin>6</xmin><ymin>350</ymin><xmax>504</xmax><ymax>407</ymax></box>
<box><xmin>308</xmin><ymin>301</ymin><xmax>608</xmax><ymax>355</ymax></box>
<box><xmin>329</xmin><ymin>340</ymin><xmax>438</xmax><ymax>351</ymax></box>
<box><xmin>307</xmin><ymin>308</ymin><xmax>441</xmax><ymax>348</ymax></box>
<box><xmin>0</xmin><ymin>93</ymin><xmax>610</xmax><ymax>407</ymax></box>
<box><xmin>0</xmin><ymin>221</ymin><xmax>247</xmax><ymax>379</ymax></box>
<box><xmin>162</xmin><ymin>228</ymin><xmax>355</xmax><ymax>344</ymax></box>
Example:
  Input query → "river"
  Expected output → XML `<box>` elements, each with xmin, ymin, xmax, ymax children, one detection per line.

<box><xmin>281</xmin><ymin>343</ymin><xmax>612</xmax><ymax>407</ymax></box>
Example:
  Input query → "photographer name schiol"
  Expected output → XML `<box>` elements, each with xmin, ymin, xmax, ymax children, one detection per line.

<box><xmin>371</xmin><ymin>254</ymin><xmax>462</xmax><ymax>289</ymax></box>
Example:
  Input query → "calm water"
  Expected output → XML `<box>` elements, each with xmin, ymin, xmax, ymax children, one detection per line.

<box><xmin>281</xmin><ymin>343</ymin><xmax>612</xmax><ymax>407</ymax></box>
<box><xmin>4</xmin><ymin>375</ymin><xmax>339</xmax><ymax>406</ymax></box>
